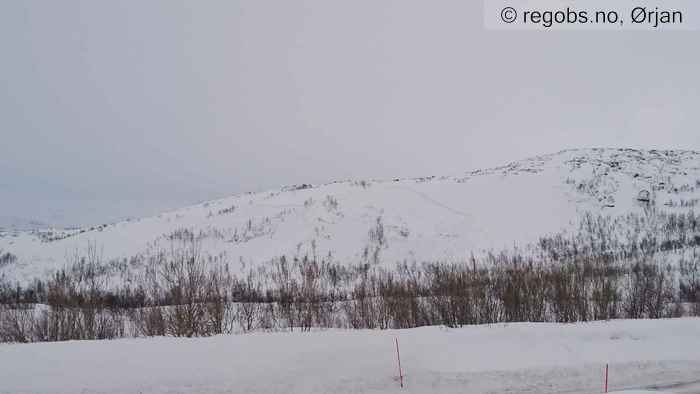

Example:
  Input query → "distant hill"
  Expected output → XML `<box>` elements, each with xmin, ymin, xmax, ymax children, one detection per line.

<box><xmin>2</xmin><ymin>148</ymin><xmax>700</xmax><ymax>283</ymax></box>
<box><xmin>0</xmin><ymin>215</ymin><xmax>47</xmax><ymax>231</ymax></box>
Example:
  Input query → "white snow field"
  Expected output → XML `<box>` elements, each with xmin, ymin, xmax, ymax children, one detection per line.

<box><xmin>2</xmin><ymin>148</ymin><xmax>700</xmax><ymax>283</ymax></box>
<box><xmin>1</xmin><ymin>318</ymin><xmax>700</xmax><ymax>394</ymax></box>
<box><xmin>609</xmin><ymin>392</ymin><xmax>673</xmax><ymax>394</ymax></box>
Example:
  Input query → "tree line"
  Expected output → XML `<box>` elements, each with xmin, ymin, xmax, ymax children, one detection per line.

<box><xmin>1</xmin><ymin>209</ymin><xmax>699</xmax><ymax>343</ymax></box>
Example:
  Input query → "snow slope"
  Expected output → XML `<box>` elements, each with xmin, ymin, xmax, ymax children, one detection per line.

<box><xmin>2</xmin><ymin>148</ymin><xmax>700</xmax><ymax>282</ymax></box>
<box><xmin>1</xmin><ymin>318</ymin><xmax>700</xmax><ymax>393</ymax></box>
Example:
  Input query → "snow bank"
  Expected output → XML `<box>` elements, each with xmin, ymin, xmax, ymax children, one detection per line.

<box><xmin>609</xmin><ymin>391</ymin><xmax>673</xmax><ymax>394</ymax></box>
<box><xmin>2</xmin><ymin>318</ymin><xmax>700</xmax><ymax>393</ymax></box>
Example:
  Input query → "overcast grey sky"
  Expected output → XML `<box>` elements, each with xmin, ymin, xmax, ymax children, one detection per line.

<box><xmin>1</xmin><ymin>0</ymin><xmax>699</xmax><ymax>227</ymax></box>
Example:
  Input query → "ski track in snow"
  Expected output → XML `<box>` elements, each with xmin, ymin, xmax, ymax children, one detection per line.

<box><xmin>386</xmin><ymin>184</ymin><xmax>475</xmax><ymax>219</ymax></box>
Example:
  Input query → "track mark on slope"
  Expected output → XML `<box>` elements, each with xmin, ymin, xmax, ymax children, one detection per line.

<box><xmin>386</xmin><ymin>184</ymin><xmax>492</xmax><ymax>241</ymax></box>
<box><xmin>387</xmin><ymin>185</ymin><xmax>474</xmax><ymax>219</ymax></box>
<box><xmin>643</xmin><ymin>377</ymin><xmax>700</xmax><ymax>393</ymax></box>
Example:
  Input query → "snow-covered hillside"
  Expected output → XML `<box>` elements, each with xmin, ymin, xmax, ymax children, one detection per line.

<box><xmin>1</xmin><ymin>318</ymin><xmax>700</xmax><ymax>393</ymax></box>
<box><xmin>2</xmin><ymin>148</ymin><xmax>700</xmax><ymax>282</ymax></box>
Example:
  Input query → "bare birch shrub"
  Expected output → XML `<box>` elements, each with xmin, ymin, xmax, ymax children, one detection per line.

<box><xmin>3</xmin><ymin>210</ymin><xmax>700</xmax><ymax>343</ymax></box>
<box><xmin>156</xmin><ymin>240</ymin><xmax>209</xmax><ymax>337</ymax></box>
<box><xmin>0</xmin><ymin>306</ymin><xmax>33</xmax><ymax>343</ymax></box>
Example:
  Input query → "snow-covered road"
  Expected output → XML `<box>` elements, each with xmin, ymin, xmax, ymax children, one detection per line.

<box><xmin>1</xmin><ymin>318</ymin><xmax>699</xmax><ymax>393</ymax></box>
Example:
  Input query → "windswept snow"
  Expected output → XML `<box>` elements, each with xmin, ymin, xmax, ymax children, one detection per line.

<box><xmin>2</xmin><ymin>148</ymin><xmax>700</xmax><ymax>282</ymax></box>
<box><xmin>609</xmin><ymin>392</ymin><xmax>673</xmax><ymax>394</ymax></box>
<box><xmin>1</xmin><ymin>318</ymin><xmax>700</xmax><ymax>393</ymax></box>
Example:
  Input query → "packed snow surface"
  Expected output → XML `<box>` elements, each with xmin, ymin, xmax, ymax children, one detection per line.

<box><xmin>1</xmin><ymin>318</ymin><xmax>700</xmax><ymax>393</ymax></box>
<box><xmin>2</xmin><ymin>148</ymin><xmax>700</xmax><ymax>282</ymax></box>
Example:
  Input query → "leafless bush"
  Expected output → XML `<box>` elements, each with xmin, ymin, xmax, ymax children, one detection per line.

<box><xmin>205</xmin><ymin>266</ymin><xmax>235</xmax><ymax>335</ymax></box>
<box><xmin>233</xmin><ymin>270</ymin><xmax>264</xmax><ymax>332</ymax></box>
<box><xmin>0</xmin><ymin>306</ymin><xmax>33</xmax><ymax>343</ymax></box>
<box><xmin>623</xmin><ymin>259</ymin><xmax>674</xmax><ymax>319</ymax></box>
<box><xmin>3</xmin><ymin>209</ymin><xmax>700</xmax><ymax>344</ymax></box>
<box><xmin>0</xmin><ymin>251</ymin><xmax>17</xmax><ymax>268</ymax></box>
<box><xmin>217</xmin><ymin>205</ymin><xmax>236</xmax><ymax>215</ymax></box>
<box><xmin>156</xmin><ymin>241</ymin><xmax>209</xmax><ymax>337</ymax></box>
<box><xmin>131</xmin><ymin>307</ymin><xmax>166</xmax><ymax>337</ymax></box>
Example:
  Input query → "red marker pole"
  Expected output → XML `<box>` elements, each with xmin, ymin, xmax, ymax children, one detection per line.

<box><xmin>395</xmin><ymin>337</ymin><xmax>404</xmax><ymax>388</ymax></box>
<box><xmin>604</xmin><ymin>363</ymin><xmax>609</xmax><ymax>393</ymax></box>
